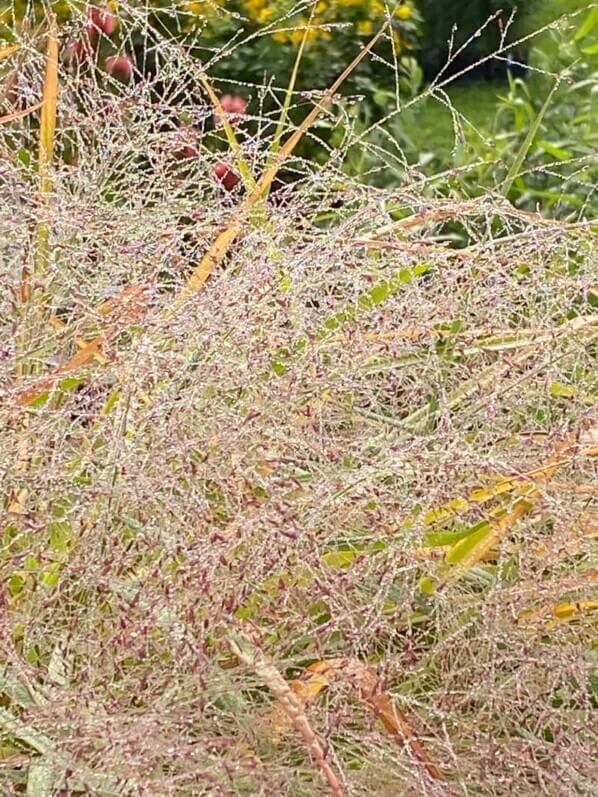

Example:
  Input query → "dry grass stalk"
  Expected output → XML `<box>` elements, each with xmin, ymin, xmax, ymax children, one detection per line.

<box><xmin>229</xmin><ymin>632</ymin><xmax>346</xmax><ymax>797</ymax></box>
<box><xmin>0</xmin><ymin>44</ymin><xmax>20</xmax><ymax>61</ymax></box>
<box><xmin>280</xmin><ymin>659</ymin><xmax>445</xmax><ymax>782</ymax></box>
<box><xmin>177</xmin><ymin>19</ymin><xmax>390</xmax><ymax>301</ymax></box>
<box><xmin>0</xmin><ymin>100</ymin><xmax>44</xmax><ymax>124</ymax></box>
<box><xmin>35</xmin><ymin>13</ymin><xmax>59</xmax><ymax>268</ymax></box>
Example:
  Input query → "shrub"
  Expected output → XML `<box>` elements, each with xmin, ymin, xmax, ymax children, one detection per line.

<box><xmin>5</xmin><ymin>2</ymin><xmax>422</xmax><ymax>101</ymax></box>
<box><xmin>482</xmin><ymin>13</ymin><xmax>598</xmax><ymax>217</ymax></box>
<box><xmin>328</xmin><ymin>5</ymin><xmax>598</xmax><ymax>221</ymax></box>
<box><xmin>441</xmin><ymin>8</ymin><xmax>598</xmax><ymax>219</ymax></box>
<box><xmin>178</xmin><ymin>0</ymin><xmax>422</xmax><ymax>91</ymax></box>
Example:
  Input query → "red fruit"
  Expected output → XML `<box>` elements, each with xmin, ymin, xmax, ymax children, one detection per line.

<box><xmin>213</xmin><ymin>161</ymin><xmax>241</xmax><ymax>191</ymax></box>
<box><xmin>64</xmin><ymin>39</ymin><xmax>85</xmax><ymax>66</ymax></box>
<box><xmin>174</xmin><ymin>144</ymin><xmax>198</xmax><ymax>160</ymax></box>
<box><xmin>221</xmin><ymin>94</ymin><xmax>247</xmax><ymax>114</ymax></box>
<box><xmin>230</xmin><ymin>95</ymin><xmax>247</xmax><ymax>115</ymax></box>
<box><xmin>84</xmin><ymin>24</ymin><xmax>99</xmax><ymax>48</ymax></box>
<box><xmin>172</xmin><ymin>126</ymin><xmax>199</xmax><ymax>160</ymax></box>
<box><xmin>214</xmin><ymin>94</ymin><xmax>247</xmax><ymax>126</ymax></box>
<box><xmin>88</xmin><ymin>5</ymin><xmax>118</xmax><ymax>36</ymax></box>
<box><xmin>104</xmin><ymin>54</ymin><xmax>133</xmax><ymax>81</ymax></box>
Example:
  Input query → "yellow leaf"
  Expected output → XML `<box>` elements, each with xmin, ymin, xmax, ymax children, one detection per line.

<box><xmin>518</xmin><ymin>599</ymin><xmax>598</xmax><ymax>630</ymax></box>
<box><xmin>424</xmin><ymin>496</ymin><xmax>469</xmax><ymax>526</ymax></box>
<box><xmin>437</xmin><ymin>427</ymin><xmax>597</xmax><ymax>583</ymax></box>
<box><xmin>0</xmin><ymin>44</ymin><xmax>19</xmax><ymax>61</ymax></box>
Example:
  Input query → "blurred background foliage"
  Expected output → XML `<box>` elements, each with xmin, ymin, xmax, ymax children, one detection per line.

<box><xmin>2</xmin><ymin>0</ymin><xmax>596</xmax><ymax>218</ymax></box>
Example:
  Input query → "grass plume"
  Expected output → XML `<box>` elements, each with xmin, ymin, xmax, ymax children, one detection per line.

<box><xmin>1</xmin><ymin>3</ymin><xmax>596</xmax><ymax>794</ymax></box>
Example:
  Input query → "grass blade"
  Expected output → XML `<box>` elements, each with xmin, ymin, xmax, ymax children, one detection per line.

<box><xmin>197</xmin><ymin>72</ymin><xmax>256</xmax><ymax>191</ymax></box>
<box><xmin>0</xmin><ymin>100</ymin><xmax>44</xmax><ymax>124</ymax></box>
<box><xmin>402</xmin><ymin>314</ymin><xmax>598</xmax><ymax>433</ymax></box>
<box><xmin>270</xmin><ymin>4</ymin><xmax>315</xmax><ymax>157</ymax></box>
<box><xmin>0</xmin><ymin>707</ymin><xmax>129</xmax><ymax>794</ymax></box>
<box><xmin>434</xmin><ymin>427</ymin><xmax>598</xmax><ymax>584</ymax></box>
<box><xmin>501</xmin><ymin>77</ymin><xmax>560</xmax><ymax>198</ymax></box>
<box><xmin>26</xmin><ymin>759</ymin><xmax>55</xmax><ymax>797</ymax></box>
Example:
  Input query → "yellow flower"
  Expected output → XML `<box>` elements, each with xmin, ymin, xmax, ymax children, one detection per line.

<box><xmin>397</xmin><ymin>4</ymin><xmax>412</xmax><ymax>20</ymax></box>
<box><xmin>289</xmin><ymin>26</ymin><xmax>327</xmax><ymax>45</ymax></box>
<box><xmin>289</xmin><ymin>28</ymin><xmax>305</xmax><ymax>45</ymax></box>
<box><xmin>256</xmin><ymin>7</ymin><xmax>274</xmax><ymax>22</ymax></box>
<box><xmin>244</xmin><ymin>0</ymin><xmax>271</xmax><ymax>21</ymax></box>
<box><xmin>185</xmin><ymin>0</ymin><xmax>222</xmax><ymax>14</ymax></box>
<box><xmin>357</xmin><ymin>19</ymin><xmax>374</xmax><ymax>36</ymax></box>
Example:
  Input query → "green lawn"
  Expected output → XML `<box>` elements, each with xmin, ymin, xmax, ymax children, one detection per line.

<box><xmin>399</xmin><ymin>83</ymin><xmax>504</xmax><ymax>162</ymax></box>
<box><xmin>399</xmin><ymin>0</ymin><xmax>593</xmax><ymax>166</ymax></box>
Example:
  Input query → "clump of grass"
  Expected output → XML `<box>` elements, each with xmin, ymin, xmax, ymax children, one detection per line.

<box><xmin>1</xmin><ymin>3</ymin><xmax>597</xmax><ymax>795</ymax></box>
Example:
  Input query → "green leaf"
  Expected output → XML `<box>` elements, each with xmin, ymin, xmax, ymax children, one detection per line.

<box><xmin>358</xmin><ymin>293</ymin><xmax>374</xmax><ymax>311</ymax></box>
<box><xmin>425</xmin><ymin>520</ymin><xmax>488</xmax><ymax>547</ymax></box>
<box><xmin>413</xmin><ymin>263</ymin><xmax>431</xmax><ymax>277</ymax></box>
<box><xmin>271</xmin><ymin>361</ymin><xmax>287</xmax><ymax>376</ymax></box>
<box><xmin>419</xmin><ymin>575</ymin><xmax>436</xmax><ymax>595</ymax></box>
<box><xmin>28</xmin><ymin>391</ymin><xmax>50</xmax><ymax>408</ymax></box>
<box><xmin>575</xmin><ymin>7</ymin><xmax>598</xmax><ymax>41</ymax></box>
<box><xmin>101</xmin><ymin>390</ymin><xmax>121</xmax><ymax>415</ymax></box>
<box><xmin>18</xmin><ymin>147</ymin><xmax>31</xmax><ymax>166</ymax></box>
<box><xmin>8</xmin><ymin>575</ymin><xmax>25</xmax><ymax>596</ymax></box>
<box><xmin>24</xmin><ymin>556</ymin><xmax>38</xmax><ymax>571</ymax></box>
<box><xmin>537</xmin><ymin>140</ymin><xmax>573</xmax><ymax>161</ymax></box>
<box><xmin>370</xmin><ymin>281</ymin><xmax>390</xmax><ymax>305</ymax></box>
<box><xmin>58</xmin><ymin>376</ymin><xmax>84</xmax><ymax>392</ymax></box>
<box><xmin>502</xmin><ymin>79</ymin><xmax>560</xmax><ymax>198</ymax></box>
<box><xmin>49</xmin><ymin>521</ymin><xmax>70</xmax><ymax>554</ymax></box>
<box><xmin>40</xmin><ymin>564</ymin><xmax>61</xmax><ymax>588</ymax></box>
<box><xmin>549</xmin><ymin>381</ymin><xmax>576</xmax><ymax>398</ymax></box>
<box><xmin>278</xmin><ymin>273</ymin><xmax>292</xmax><ymax>293</ymax></box>
<box><xmin>445</xmin><ymin>522</ymin><xmax>492</xmax><ymax>565</ymax></box>
<box><xmin>323</xmin><ymin>550</ymin><xmax>358</xmax><ymax>568</ymax></box>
